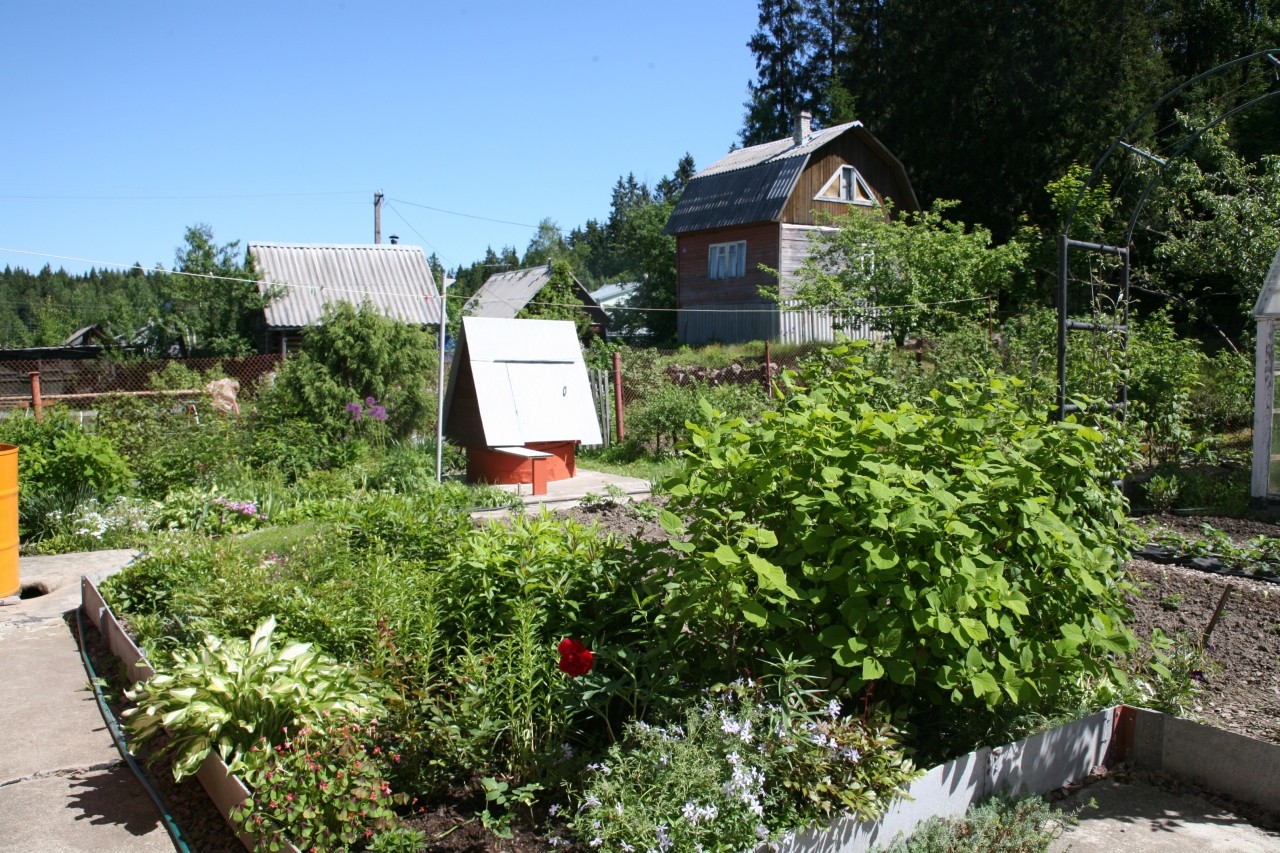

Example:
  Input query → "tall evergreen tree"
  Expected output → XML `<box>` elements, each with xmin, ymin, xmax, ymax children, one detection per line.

<box><xmin>742</xmin><ymin>0</ymin><xmax>817</xmax><ymax>146</ymax></box>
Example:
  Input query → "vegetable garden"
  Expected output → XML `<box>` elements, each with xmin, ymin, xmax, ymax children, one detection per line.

<box><xmin>6</xmin><ymin>298</ymin><xmax>1265</xmax><ymax>851</ymax></box>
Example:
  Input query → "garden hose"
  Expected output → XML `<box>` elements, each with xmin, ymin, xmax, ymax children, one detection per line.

<box><xmin>76</xmin><ymin>604</ymin><xmax>195</xmax><ymax>853</ymax></box>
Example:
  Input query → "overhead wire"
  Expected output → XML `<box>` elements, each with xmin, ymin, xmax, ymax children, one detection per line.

<box><xmin>0</xmin><ymin>245</ymin><xmax>1000</xmax><ymax>316</ymax></box>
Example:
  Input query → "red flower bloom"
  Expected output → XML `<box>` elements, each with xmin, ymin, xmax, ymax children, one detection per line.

<box><xmin>558</xmin><ymin>637</ymin><xmax>594</xmax><ymax>677</ymax></box>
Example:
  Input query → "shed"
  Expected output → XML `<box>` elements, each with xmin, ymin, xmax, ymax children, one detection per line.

<box><xmin>1252</xmin><ymin>247</ymin><xmax>1280</xmax><ymax>502</ymax></box>
<box><xmin>249</xmin><ymin>242</ymin><xmax>442</xmax><ymax>354</ymax></box>
<box><xmin>443</xmin><ymin>316</ymin><xmax>602</xmax><ymax>494</ymax></box>
<box><xmin>464</xmin><ymin>264</ymin><xmax>609</xmax><ymax>330</ymax></box>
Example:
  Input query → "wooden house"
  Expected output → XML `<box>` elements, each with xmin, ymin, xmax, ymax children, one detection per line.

<box><xmin>664</xmin><ymin>113</ymin><xmax>918</xmax><ymax>345</ymax></box>
<box><xmin>443</xmin><ymin>316</ymin><xmax>603</xmax><ymax>495</ymax></box>
<box><xmin>248</xmin><ymin>242</ymin><xmax>442</xmax><ymax>354</ymax></box>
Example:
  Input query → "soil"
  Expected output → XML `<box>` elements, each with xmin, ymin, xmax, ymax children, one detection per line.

<box><xmin>85</xmin><ymin>502</ymin><xmax>1280</xmax><ymax>851</ymax></box>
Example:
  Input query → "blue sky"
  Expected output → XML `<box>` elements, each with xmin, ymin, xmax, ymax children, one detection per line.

<box><xmin>1</xmin><ymin>1</ymin><xmax>759</xmax><ymax>277</ymax></box>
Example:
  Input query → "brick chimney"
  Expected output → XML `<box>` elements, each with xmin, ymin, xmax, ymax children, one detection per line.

<box><xmin>793</xmin><ymin>110</ymin><xmax>813</xmax><ymax>146</ymax></box>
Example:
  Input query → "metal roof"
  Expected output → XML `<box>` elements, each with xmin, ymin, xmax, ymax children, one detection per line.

<box><xmin>664</xmin><ymin>121</ymin><xmax>918</xmax><ymax>235</ymax></box>
<box><xmin>464</xmin><ymin>265</ymin><xmax>609</xmax><ymax>327</ymax></box>
<box><xmin>249</xmin><ymin>242</ymin><xmax>441</xmax><ymax>329</ymax></box>
<box><xmin>443</xmin><ymin>317</ymin><xmax>603</xmax><ymax>446</ymax></box>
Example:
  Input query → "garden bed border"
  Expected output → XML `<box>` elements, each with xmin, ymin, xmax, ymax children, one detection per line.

<box><xmin>82</xmin><ymin>573</ymin><xmax>1280</xmax><ymax>853</ymax></box>
<box><xmin>81</xmin><ymin>573</ymin><xmax>276</xmax><ymax>853</ymax></box>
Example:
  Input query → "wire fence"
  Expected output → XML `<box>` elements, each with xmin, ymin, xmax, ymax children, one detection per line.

<box><xmin>0</xmin><ymin>354</ymin><xmax>284</xmax><ymax>411</ymax></box>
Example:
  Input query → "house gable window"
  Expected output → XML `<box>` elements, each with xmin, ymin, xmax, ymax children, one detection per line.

<box><xmin>708</xmin><ymin>240</ymin><xmax>747</xmax><ymax>279</ymax></box>
<box><xmin>817</xmin><ymin>165</ymin><xmax>876</xmax><ymax>206</ymax></box>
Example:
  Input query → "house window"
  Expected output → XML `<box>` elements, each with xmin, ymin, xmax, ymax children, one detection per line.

<box><xmin>817</xmin><ymin>165</ymin><xmax>876</xmax><ymax>206</ymax></box>
<box><xmin>708</xmin><ymin>241</ymin><xmax>747</xmax><ymax>279</ymax></box>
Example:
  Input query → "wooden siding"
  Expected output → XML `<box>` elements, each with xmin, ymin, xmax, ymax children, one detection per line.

<box><xmin>676</xmin><ymin>222</ymin><xmax>780</xmax><ymax>308</ymax></box>
<box><xmin>781</xmin><ymin>135</ymin><xmax>912</xmax><ymax>225</ymax></box>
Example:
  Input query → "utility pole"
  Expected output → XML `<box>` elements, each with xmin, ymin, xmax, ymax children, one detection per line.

<box><xmin>374</xmin><ymin>191</ymin><xmax>384</xmax><ymax>243</ymax></box>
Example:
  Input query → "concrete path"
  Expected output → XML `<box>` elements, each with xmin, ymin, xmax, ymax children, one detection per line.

<box><xmin>1050</xmin><ymin>778</ymin><xmax>1280</xmax><ymax>852</ymax></box>
<box><xmin>474</xmin><ymin>466</ymin><xmax>652</xmax><ymax>517</ymax></box>
<box><xmin>0</xmin><ymin>549</ymin><xmax>175</xmax><ymax>852</ymax></box>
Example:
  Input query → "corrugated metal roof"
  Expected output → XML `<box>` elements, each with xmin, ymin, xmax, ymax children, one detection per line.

<box><xmin>698</xmin><ymin>122</ymin><xmax>860</xmax><ymax>177</ymax></box>
<box><xmin>464</xmin><ymin>265</ymin><xmax>609</xmax><ymax>327</ymax></box>
<box><xmin>250</xmin><ymin>242</ymin><xmax>442</xmax><ymax>329</ymax></box>
<box><xmin>665</xmin><ymin>121</ymin><xmax>918</xmax><ymax>235</ymax></box>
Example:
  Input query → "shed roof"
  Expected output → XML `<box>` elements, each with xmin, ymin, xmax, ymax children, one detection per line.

<box><xmin>1257</xmin><ymin>247</ymin><xmax>1280</xmax><ymax>318</ymax></box>
<box><xmin>249</xmin><ymin>242</ymin><xmax>441</xmax><ymax>329</ymax></box>
<box><xmin>664</xmin><ymin>121</ymin><xmax>918</xmax><ymax>235</ymax></box>
<box><xmin>443</xmin><ymin>317</ymin><xmax>603</xmax><ymax>447</ymax></box>
<box><xmin>464</xmin><ymin>265</ymin><xmax>608</xmax><ymax>327</ymax></box>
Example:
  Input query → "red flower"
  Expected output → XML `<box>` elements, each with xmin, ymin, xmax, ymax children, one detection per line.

<box><xmin>558</xmin><ymin>637</ymin><xmax>594</xmax><ymax>677</ymax></box>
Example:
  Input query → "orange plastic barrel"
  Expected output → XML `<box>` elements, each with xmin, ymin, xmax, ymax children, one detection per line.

<box><xmin>0</xmin><ymin>444</ymin><xmax>17</xmax><ymax>598</ymax></box>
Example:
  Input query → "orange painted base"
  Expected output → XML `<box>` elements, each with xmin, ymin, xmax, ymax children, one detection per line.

<box><xmin>467</xmin><ymin>442</ymin><xmax>577</xmax><ymax>495</ymax></box>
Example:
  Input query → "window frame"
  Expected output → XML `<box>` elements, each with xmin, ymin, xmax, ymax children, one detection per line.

<box><xmin>708</xmin><ymin>240</ymin><xmax>748</xmax><ymax>280</ymax></box>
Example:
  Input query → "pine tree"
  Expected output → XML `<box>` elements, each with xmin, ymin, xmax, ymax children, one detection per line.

<box><xmin>742</xmin><ymin>0</ymin><xmax>816</xmax><ymax>146</ymax></box>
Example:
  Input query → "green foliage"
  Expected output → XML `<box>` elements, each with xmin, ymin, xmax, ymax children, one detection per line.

<box><xmin>654</xmin><ymin>341</ymin><xmax>1136</xmax><ymax>723</ymax></box>
<box><xmin>790</xmin><ymin>201</ymin><xmax>1027</xmax><ymax>345</ymax></box>
<box><xmin>570</xmin><ymin>668</ymin><xmax>917</xmax><ymax>851</ymax></box>
<box><xmin>123</xmin><ymin>616</ymin><xmax>384</xmax><ymax>780</ymax></box>
<box><xmin>32</xmin><ymin>496</ymin><xmax>159</xmax><ymax>554</ymax></box>
<box><xmin>274</xmin><ymin>300</ymin><xmax>438</xmax><ymax>442</ymax></box>
<box><xmin>1128</xmin><ymin>310</ymin><xmax>1205</xmax><ymax>465</ymax></box>
<box><xmin>516</xmin><ymin>259</ymin><xmax>593</xmax><ymax>337</ymax></box>
<box><xmin>1144</xmin><ymin>474</ymin><xmax>1181</xmax><ymax>511</ymax></box>
<box><xmin>232</xmin><ymin>718</ymin><xmax>408</xmax><ymax>852</ymax></box>
<box><xmin>874</xmin><ymin>793</ymin><xmax>1074</xmax><ymax>853</ymax></box>
<box><xmin>0</xmin><ymin>408</ymin><xmax>132</xmax><ymax>539</ymax></box>
<box><xmin>95</xmin><ymin>391</ymin><xmax>242</xmax><ymax>499</ymax></box>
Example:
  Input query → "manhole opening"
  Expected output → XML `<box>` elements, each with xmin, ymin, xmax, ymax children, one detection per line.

<box><xmin>18</xmin><ymin>583</ymin><xmax>50</xmax><ymax>600</ymax></box>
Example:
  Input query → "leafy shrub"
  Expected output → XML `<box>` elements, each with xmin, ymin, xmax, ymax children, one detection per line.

<box><xmin>273</xmin><ymin>301</ymin><xmax>439</xmax><ymax>442</ymax></box>
<box><xmin>874</xmin><ymin>793</ymin><xmax>1073</xmax><ymax>853</ymax></box>
<box><xmin>95</xmin><ymin>392</ymin><xmax>240</xmax><ymax>498</ymax></box>
<box><xmin>232</xmin><ymin>717</ymin><xmax>408</xmax><ymax>852</ymax></box>
<box><xmin>0</xmin><ymin>407</ymin><xmax>132</xmax><ymax>538</ymax></box>
<box><xmin>1127</xmin><ymin>310</ymin><xmax>1205</xmax><ymax>465</ymax></box>
<box><xmin>569</xmin><ymin>666</ymin><xmax>917</xmax><ymax>851</ymax></box>
<box><xmin>1190</xmin><ymin>349</ymin><xmax>1252</xmax><ymax>436</ymax></box>
<box><xmin>653</xmin><ymin>341</ymin><xmax>1136</xmax><ymax>726</ymax></box>
<box><xmin>123</xmin><ymin>616</ymin><xmax>384</xmax><ymax>780</ymax></box>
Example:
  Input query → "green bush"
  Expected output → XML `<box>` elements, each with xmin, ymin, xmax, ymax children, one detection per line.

<box><xmin>653</xmin><ymin>341</ymin><xmax>1136</xmax><ymax>726</ymax></box>
<box><xmin>273</xmin><ymin>301</ymin><xmax>439</xmax><ymax>442</ymax></box>
<box><xmin>0</xmin><ymin>408</ymin><xmax>132</xmax><ymax>538</ymax></box>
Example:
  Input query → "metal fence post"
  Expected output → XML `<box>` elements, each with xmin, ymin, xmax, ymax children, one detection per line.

<box><xmin>764</xmin><ymin>340</ymin><xmax>773</xmax><ymax>400</ymax></box>
<box><xmin>28</xmin><ymin>372</ymin><xmax>41</xmax><ymax>422</ymax></box>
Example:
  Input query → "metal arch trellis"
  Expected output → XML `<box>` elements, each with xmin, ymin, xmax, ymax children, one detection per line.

<box><xmin>1055</xmin><ymin>48</ymin><xmax>1280</xmax><ymax>422</ymax></box>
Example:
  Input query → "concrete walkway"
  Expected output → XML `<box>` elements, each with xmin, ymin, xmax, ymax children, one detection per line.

<box><xmin>473</xmin><ymin>466</ymin><xmax>652</xmax><ymax>517</ymax></box>
<box><xmin>1050</xmin><ymin>778</ymin><xmax>1280</xmax><ymax>852</ymax></box>
<box><xmin>0</xmin><ymin>550</ymin><xmax>175</xmax><ymax>852</ymax></box>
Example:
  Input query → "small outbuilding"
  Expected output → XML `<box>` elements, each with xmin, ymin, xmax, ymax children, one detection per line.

<box><xmin>1252</xmin><ymin>247</ymin><xmax>1280</xmax><ymax>502</ymax></box>
<box><xmin>249</xmin><ymin>242</ymin><xmax>442</xmax><ymax>355</ymax></box>
<box><xmin>464</xmin><ymin>264</ymin><xmax>609</xmax><ymax>332</ymax></box>
<box><xmin>443</xmin><ymin>316</ymin><xmax>602</xmax><ymax>494</ymax></box>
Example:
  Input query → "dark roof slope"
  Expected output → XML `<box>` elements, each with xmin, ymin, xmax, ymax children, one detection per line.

<box><xmin>664</xmin><ymin>121</ymin><xmax>917</xmax><ymax>235</ymax></box>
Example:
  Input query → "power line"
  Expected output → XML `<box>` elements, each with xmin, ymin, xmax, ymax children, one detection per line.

<box><xmin>387</xmin><ymin>197</ymin><xmax>543</xmax><ymax>230</ymax></box>
<box><xmin>0</xmin><ymin>191</ymin><xmax>366</xmax><ymax>201</ymax></box>
<box><xmin>0</xmin><ymin>246</ymin><xmax>997</xmax><ymax>315</ymax></box>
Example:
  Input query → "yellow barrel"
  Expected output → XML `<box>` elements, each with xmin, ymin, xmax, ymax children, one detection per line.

<box><xmin>0</xmin><ymin>444</ymin><xmax>17</xmax><ymax>598</ymax></box>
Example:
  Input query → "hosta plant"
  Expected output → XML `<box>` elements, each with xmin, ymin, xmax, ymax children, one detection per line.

<box><xmin>124</xmin><ymin>616</ymin><xmax>384</xmax><ymax>780</ymax></box>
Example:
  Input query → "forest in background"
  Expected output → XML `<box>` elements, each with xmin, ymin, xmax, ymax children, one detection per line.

<box><xmin>5</xmin><ymin>0</ymin><xmax>1280</xmax><ymax>352</ymax></box>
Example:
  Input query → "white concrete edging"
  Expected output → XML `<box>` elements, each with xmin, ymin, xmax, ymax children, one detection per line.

<box><xmin>770</xmin><ymin>708</ymin><xmax>1118</xmax><ymax>853</ymax></box>
<box><xmin>81</xmin><ymin>574</ymin><xmax>285</xmax><ymax>853</ymax></box>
